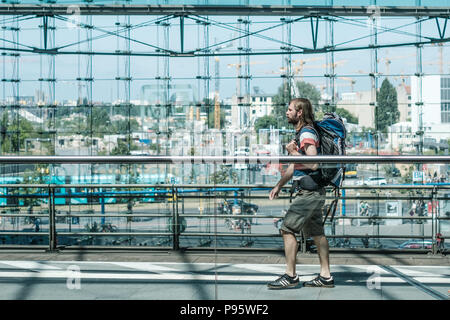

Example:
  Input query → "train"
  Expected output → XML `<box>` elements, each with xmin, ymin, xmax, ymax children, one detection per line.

<box><xmin>0</xmin><ymin>173</ymin><xmax>180</xmax><ymax>206</ymax></box>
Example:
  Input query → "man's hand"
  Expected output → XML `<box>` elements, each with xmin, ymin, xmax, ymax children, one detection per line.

<box><xmin>286</xmin><ymin>140</ymin><xmax>298</xmax><ymax>155</ymax></box>
<box><xmin>269</xmin><ymin>185</ymin><xmax>280</xmax><ymax>200</ymax></box>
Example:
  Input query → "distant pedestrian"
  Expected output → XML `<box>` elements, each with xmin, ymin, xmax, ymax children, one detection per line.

<box><xmin>34</xmin><ymin>218</ymin><xmax>40</xmax><ymax>232</ymax></box>
<box><xmin>436</xmin><ymin>233</ymin><xmax>445</xmax><ymax>254</ymax></box>
<box><xmin>360</xmin><ymin>201</ymin><xmax>370</xmax><ymax>216</ymax></box>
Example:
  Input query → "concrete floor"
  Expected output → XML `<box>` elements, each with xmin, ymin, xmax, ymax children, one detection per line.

<box><xmin>0</xmin><ymin>250</ymin><xmax>448</xmax><ymax>300</ymax></box>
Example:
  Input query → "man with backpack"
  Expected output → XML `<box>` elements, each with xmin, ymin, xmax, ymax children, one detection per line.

<box><xmin>267</xmin><ymin>98</ymin><xmax>341</xmax><ymax>289</ymax></box>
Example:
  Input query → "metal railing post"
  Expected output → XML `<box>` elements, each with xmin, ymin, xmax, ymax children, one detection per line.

<box><xmin>301</xmin><ymin>232</ymin><xmax>307</xmax><ymax>253</ymax></box>
<box><xmin>48</xmin><ymin>185</ymin><xmax>57</xmax><ymax>251</ymax></box>
<box><xmin>431</xmin><ymin>186</ymin><xmax>438</xmax><ymax>254</ymax></box>
<box><xmin>172</xmin><ymin>185</ymin><xmax>179</xmax><ymax>250</ymax></box>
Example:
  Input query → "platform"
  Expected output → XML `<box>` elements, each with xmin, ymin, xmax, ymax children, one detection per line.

<box><xmin>0</xmin><ymin>250</ymin><xmax>447</xmax><ymax>300</ymax></box>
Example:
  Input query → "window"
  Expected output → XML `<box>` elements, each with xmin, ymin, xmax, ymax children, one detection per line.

<box><xmin>442</xmin><ymin>103</ymin><xmax>450</xmax><ymax>123</ymax></box>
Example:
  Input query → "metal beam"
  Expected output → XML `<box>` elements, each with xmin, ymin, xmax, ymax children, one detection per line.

<box><xmin>0</xmin><ymin>5</ymin><xmax>449</xmax><ymax>17</ymax></box>
<box><xmin>1</xmin><ymin>35</ymin><xmax>448</xmax><ymax>57</ymax></box>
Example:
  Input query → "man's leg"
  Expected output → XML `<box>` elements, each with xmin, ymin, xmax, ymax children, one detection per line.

<box><xmin>312</xmin><ymin>235</ymin><xmax>331</xmax><ymax>278</ymax></box>
<box><xmin>282</xmin><ymin>230</ymin><xmax>298</xmax><ymax>277</ymax></box>
<box><xmin>267</xmin><ymin>229</ymin><xmax>300</xmax><ymax>289</ymax></box>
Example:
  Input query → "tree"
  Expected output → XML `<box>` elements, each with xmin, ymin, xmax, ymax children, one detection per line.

<box><xmin>272</xmin><ymin>80</ymin><xmax>322</xmax><ymax>128</ymax></box>
<box><xmin>254</xmin><ymin>115</ymin><xmax>278</xmax><ymax>132</ymax></box>
<box><xmin>210</xmin><ymin>166</ymin><xmax>238</xmax><ymax>184</ymax></box>
<box><xmin>88</xmin><ymin>107</ymin><xmax>111</xmax><ymax>132</ymax></box>
<box><xmin>335</xmin><ymin>108</ymin><xmax>358</xmax><ymax>124</ymax></box>
<box><xmin>376</xmin><ymin>78</ymin><xmax>399</xmax><ymax>133</ymax></box>
<box><xmin>113</xmin><ymin>119</ymin><xmax>139</xmax><ymax>133</ymax></box>
<box><xmin>0</xmin><ymin>113</ymin><xmax>35</xmax><ymax>153</ymax></box>
<box><xmin>111</xmin><ymin>137</ymin><xmax>132</xmax><ymax>155</ymax></box>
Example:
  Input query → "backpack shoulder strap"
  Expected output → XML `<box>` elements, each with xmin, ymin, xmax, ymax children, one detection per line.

<box><xmin>322</xmin><ymin>188</ymin><xmax>340</xmax><ymax>226</ymax></box>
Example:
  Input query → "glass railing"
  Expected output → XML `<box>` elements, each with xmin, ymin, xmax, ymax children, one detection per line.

<box><xmin>0</xmin><ymin>155</ymin><xmax>448</xmax><ymax>254</ymax></box>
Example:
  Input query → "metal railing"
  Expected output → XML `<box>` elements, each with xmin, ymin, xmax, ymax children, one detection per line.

<box><xmin>0</xmin><ymin>155</ymin><xmax>449</xmax><ymax>254</ymax></box>
<box><xmin>0</xmin><ymin>155</ymin><xmax>450</xmax><ymax>164</ymax></box>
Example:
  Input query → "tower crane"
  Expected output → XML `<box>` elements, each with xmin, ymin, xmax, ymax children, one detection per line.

<box><xmin>227</xmin><ymin>60</ymin><xmax>267</xmax><ymax>102</ymax></box>
<box><xmin>291</xmin><ymin>57</ymin><xmax>324</xmax><ymax>79</ymax></box>
<box><xmin>425</xmin><ymin>43</ymin><xmax>450</xmax><ymax>74</ymax></box>
<box><xmin>337</xmin><ymin>77</ymin><xmax>356</xmax><ymax>92</ymax></box>
<box><xmin>211</xmin><ymin>37</ymin><xmax>234</xmax><ymax>128</ymax></box>
<box><xmin>378</xmin><ymin>51</ymin><xmax>414</xmax><ymax>76</ymax></box>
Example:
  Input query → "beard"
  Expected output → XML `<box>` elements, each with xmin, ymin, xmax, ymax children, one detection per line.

<box><xmin>287</xmin><ymin>115</ymin><xmax>300</xmax><ymax>125</ymax></box>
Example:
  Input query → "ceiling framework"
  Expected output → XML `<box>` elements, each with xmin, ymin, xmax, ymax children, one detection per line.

<box><xmin>0</xmin><ymin>14</ymin><xmax>448</xmax><ymax>57</ymax></box>
<box><xmin>0</xmin><ymin>4</ymin><xmax>450</xmax><ymax>17</ymax></box>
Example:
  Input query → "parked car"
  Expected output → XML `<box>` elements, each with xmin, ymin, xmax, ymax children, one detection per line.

<box><xmin>362</xmin><ymin>176</ymin><xmax>387</xmax><ymax>186</ymax></box>
<box><xmin>398</xmin><ymin>240</ymin><xmax>433</xmax><ymax>249</ymax></box>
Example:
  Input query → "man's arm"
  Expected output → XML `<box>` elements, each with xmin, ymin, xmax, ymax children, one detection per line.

<box><xmin>269</xmin><ymin>163</ymin><xmax>294</xmax><ymax>200</ymax></box>
<box><xmin>286</xmin><ymin>139</ymin><xmax>319</xmax><ymax>171</ymax></box>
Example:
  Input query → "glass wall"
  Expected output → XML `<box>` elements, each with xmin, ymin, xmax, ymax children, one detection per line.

<box><xmin>0</xmin><ymin>12</ymin><xmax>448</xmax><ymax>250</ymax></box>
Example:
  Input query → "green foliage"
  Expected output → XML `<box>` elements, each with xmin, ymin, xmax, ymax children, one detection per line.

<box><xmin>88</xmin><ymin>107</ymin><xmax>111</xmax><ymax>131</ymax></box>
<box><xmin>1</xmin><ymin>112</ymin><xmax>36</xmax><ymax>153</ymax></box>
<box><xmin>376</xmin><ymin>78</ymin><xmax>399</xmax><ymax>132</ymax></box>
<box><xmin>112</xmin><ymin>119</ymin><xmax>140</xmax><ymax>133</ymax></box>
<box><xmin>210</xmin><ymin>166</ymin><xmax>238</xmax><ymax>184</ymax></box>
<box><xmin>110</xmin><ymin>137</ymin><xmax>138</xmax><ymax>155</ymax></box>
<box><xmin>22</xmin><ymin>165</ymin><xmax>51</xmax><ymax>206</ymax></box>
<box><xmin>271</xmin><ymin>80</ymin><xmax>322</xmax><ymax>128</ymax></box>
<box><xmin>254</xmin><ymin>115</ymin><xmax>278</xmax><ymax>132</ymax></box>
<box><xmin>335</xmin><ymin>108</ymin><xmax>358</xmax><ymax>124</ymax></box>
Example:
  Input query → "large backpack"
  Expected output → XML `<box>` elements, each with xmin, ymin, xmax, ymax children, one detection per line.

<box><xmin>296</xmin><ymin>112</ymin><xmax>347</xmax><ymax>225</ymax></box>
<box><xmin>312</xmin><ymin>112</ymin><xmax>347</xmax><ymax>188</ymax></box>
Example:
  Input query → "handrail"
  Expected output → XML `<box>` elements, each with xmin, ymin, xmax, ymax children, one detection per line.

<box><xmin>0</xmin><ymin>155</ymin><xmax>449</xmax><ymax>164</ymax></box>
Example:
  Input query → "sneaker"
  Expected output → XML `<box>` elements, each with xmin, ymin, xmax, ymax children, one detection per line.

<box><xmin>267</xmin><ymin>273</ymin><xmax>299</xmax><ymax>290</ymax></box>
<box><xmin>303</xmin><ymin>274</ymin><xmax>335</xmax><ymax>288</ymax></box>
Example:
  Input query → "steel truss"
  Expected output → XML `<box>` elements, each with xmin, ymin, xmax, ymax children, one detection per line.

<box><xmin>0</xmin><ymin>4</ymin><xmax>449</xmax><ymax>17</ymax></box>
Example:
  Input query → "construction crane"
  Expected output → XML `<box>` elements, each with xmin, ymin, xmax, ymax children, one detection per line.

<box><xmin>291</xmin><ymin>57</ymin><xmax>324</xmax><ymax>79</ymax></box>
<box><xmin>316</xmin><ymin>82</ymin><xmax>354</xmax><ymax>95</ymax></box>
<box><xmin>337</xmin><ymin>77</ymin><xmax>356</xmax><ymax>92</ymax></box>
<box><xmin>227</xmin><ymin>60</ymin><xmax>267</xmax><ymax>101</ymax></box>
<box><xmin>211</xmin><ymin>37</ymin><xmax>234</xmax><ymax>129</ymax></box>
<box><xmin>268</xmin><ymin>58</ymin><xmax>340</xmax><ymax>78</ymax></box>
<box><xmin>378</xmin><ymin>51</ymin><xmax>415</xmax><ymax>76</ymax></box>
<box><xmin>425</xmin><ymin>43</ymin><xmax>450</xmax><ymax>74</ymax></box>
<box><xmin>214</xmin><ymin>56</ymin><xmax>221</xmax><ymax>129</ymax></box>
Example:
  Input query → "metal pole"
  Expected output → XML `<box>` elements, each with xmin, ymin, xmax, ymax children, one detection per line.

<box><xmin>172</xmin><ymin>185</ymin><xmax>179</xmax><ymax>250</ymax></box>
<box><xmin>431</xmin><ymin>187</ymin><xmax>437</xmax><ymax>254</ymax></box>
<box><xmin>48</xmin><ymin>186</ymin><xmax>57</xmax><ymax>251</ymax></box>
<box><xmin>301</xmin><ymin>232</ymin><xmax>307</xmax><ymax>254</ymax></box>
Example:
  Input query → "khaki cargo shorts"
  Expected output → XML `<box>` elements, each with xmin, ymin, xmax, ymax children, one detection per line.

<box><xmin>280</xmin><ymin>188</ymin><xmax>326</xmax><ymax>237</ymax></box>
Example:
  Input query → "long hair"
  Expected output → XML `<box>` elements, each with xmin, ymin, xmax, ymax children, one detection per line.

<box><xmin>290</xmin><ymin>98</ymin><xmax>315</xmax><ymax>127</ymax></box>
